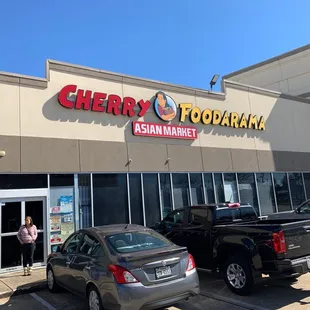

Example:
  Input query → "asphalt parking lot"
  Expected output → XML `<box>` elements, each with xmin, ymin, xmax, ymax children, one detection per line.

<box><xmin>0</xmin><ymin>290</ymin><xmax>245</xmax><ymax>310</ymax></box>
<box><xmin>1</xmin><ymin>271</ymin><xmax>310</xmax><ymax>310</ymax></box>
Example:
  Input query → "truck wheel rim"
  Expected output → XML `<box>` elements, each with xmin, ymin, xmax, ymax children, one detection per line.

<box><xmin>227</xmin><ymin>263</ymin><xmax>246</xmax><ymax>289</ymax></box>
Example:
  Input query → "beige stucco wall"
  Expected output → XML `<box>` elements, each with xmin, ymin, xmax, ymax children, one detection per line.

<box><xmin>225</xmin><ymin>46</ymin><xmax>310</xmax><ymax>97</ymax></box>
<box><xmin>0</xmin><ymin>65</ymin><xmax>310</xmax><ymax>154</ymax></box>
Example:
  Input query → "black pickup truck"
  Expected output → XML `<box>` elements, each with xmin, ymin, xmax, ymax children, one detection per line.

<box><xmin>154</xmin><ymin>203</ymin><xmax>310</xmax><ymax>295</ymax></box>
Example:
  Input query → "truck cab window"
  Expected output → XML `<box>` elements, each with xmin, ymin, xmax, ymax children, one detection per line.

<box><xmin>188</xmin><ymin>208</ymin><xmax>208</xmax><ymax>226</ymax></box>
<box><xmin>299</xmin><ymin>202</ymin><xmax>310</xmax><ymax>214</ymax></box>
<box><xmin>216</xmin><ymin>208</ymin><xmax>241</xmax><ymax>224</ymax></box>
<box><xmin>164</xmin><ymin>210</ymin><xmax>185</xmax><ymax>225</ymax></box>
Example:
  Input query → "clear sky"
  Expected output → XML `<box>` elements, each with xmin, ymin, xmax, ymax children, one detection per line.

<box><xmin>0</xmin><ymin>1</ymin><xmax>309</xmax><ymax>91</ymax></box>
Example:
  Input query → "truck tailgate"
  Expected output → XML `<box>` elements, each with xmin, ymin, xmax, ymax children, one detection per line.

<box><xmin>282</xmin><ymin>219</ymin><xmax>310</xmax><ymax>259</ymax></box>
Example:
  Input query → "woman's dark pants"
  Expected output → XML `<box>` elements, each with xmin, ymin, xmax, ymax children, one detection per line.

<box><xmin>22</xmin><ymin>243</ymin><xmax>35</xmax><ymax>267</ymax></box>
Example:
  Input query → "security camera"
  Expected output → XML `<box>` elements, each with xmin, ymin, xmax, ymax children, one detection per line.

<box><xmin>128</xmin><ymin>159</ymin><xmax>132</xmax><ymax>163</ymax></box>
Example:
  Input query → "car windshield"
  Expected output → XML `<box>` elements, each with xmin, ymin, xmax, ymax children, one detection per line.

<box><xmin>105</xmin><ymin>231</ymin><xmax>171</xmax><ymax>253</ymax></box>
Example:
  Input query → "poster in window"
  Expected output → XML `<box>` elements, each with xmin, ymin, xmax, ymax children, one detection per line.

<box><xmin>50</xmin><ymin>215</ymin><xmax>61</xmax><ymax>232</ymax></box>
<box><xmin>60</xmin><ymin>196</ymin><xmax>73</xmax><ymax>213</ymax></box>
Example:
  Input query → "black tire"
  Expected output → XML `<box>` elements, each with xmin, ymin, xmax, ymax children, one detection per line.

<box><xmin>222</xmin><ymin>255</ymin><xmax>254</xmax><ymax>296</ymax></box>
<box><xmin>46</xmin><ymin>267</ymin><xmax>60</xmax><ymax>293</ymax></box>
<box><xmin>87</xmin><ymin>285</ymin><xmax>103</xmax><ymax>310</ymax></box>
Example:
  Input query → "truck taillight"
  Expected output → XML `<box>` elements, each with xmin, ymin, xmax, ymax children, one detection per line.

<box><xmin>186</xmin><ymin>253</ymin><xmax>196</xmax><ymax>271</ymax></box>
<box><xmin>272</xmin><ymin>230</ymin><xmax>286</xmax><ymax>254</ymax></box>
<box><xmin>108</xmin><ymin>265</ymin><xmax>139</xmax><ymax>284</ymax></box>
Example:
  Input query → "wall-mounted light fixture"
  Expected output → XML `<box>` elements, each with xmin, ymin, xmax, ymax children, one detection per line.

<box><xmin>165</xmin><ymin>158</ymin><xmax>170</xmax><ymax>165</ymax></box>
<box><xmin>210</xmin><ymin>74</ymin><xmax>220</xmax><ymax>91</ymax></box>
<box><xmin>125</xmin><ymin>158</ymin><xmax>132</xmax><ymax>167</ymax></box>
<box><xmin>0</xmin><ymin>151</ymin><xmax>5</xmax><ymax>157</ymax></box>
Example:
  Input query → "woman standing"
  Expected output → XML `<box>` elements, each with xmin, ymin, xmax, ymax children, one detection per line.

<box><xmin>17</xmin><ymin>216</ymin><xmax>37</xmax><ymax>276</ymax></box>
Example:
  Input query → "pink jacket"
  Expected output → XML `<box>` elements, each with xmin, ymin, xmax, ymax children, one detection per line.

<box><xmin>17</xmin><ymin>225</ymin><xmax>38</xmax><ymax>244</ymax></box>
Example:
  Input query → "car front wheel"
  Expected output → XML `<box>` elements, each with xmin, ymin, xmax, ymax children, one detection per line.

<box><xmin>223</xmin><ymin>255</ymin><xmax>254</xmax><ymax>296</ymax></box>
<box><xmin>88</xmin><ymin>285</ymin><xmax>103</xmax><ymax>310</ymax></box>
<box><xmin>47</xmin><ymin>267</ymin><xmax>60</xmax><ymax>293</ymax></box>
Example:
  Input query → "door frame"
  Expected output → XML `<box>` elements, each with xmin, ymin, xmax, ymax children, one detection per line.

<box><xmin>0</xmin><ymin>188</ymin><xmax>48</xmax><ymax>273</ymax></box>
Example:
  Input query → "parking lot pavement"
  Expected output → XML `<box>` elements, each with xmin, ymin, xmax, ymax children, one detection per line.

<box><xmin>198</xmin><ymin>271</ymin><xmax>310</xmax><ymax>310</ymax></box>
<box><xmin>0</xmin><ymin>289</ymin><xmax>246</xmax><ymax>310</ymax></box>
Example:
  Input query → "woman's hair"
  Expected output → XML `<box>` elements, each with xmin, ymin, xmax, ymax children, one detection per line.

<box><xmin>25</xmin><ymin>216</ymin><xmax>33</xmax><ymax>227</ymax></box>
<box><xmin>156</xmin><ymin>91</ymin><xmax>171</xmax><ymax>108</ymax></box>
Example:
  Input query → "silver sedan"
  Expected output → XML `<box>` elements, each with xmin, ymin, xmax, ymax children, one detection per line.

<box><xmin>46</xmin><ymin>224</ymin><xmax>200</xmax><ymax>310</ymax></box>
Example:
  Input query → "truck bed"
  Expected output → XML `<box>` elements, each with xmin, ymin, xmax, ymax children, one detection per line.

<box><xmin>215</xmin><ymin>218</ymin><xmax>310</xmax><ymax>260</ymax></box>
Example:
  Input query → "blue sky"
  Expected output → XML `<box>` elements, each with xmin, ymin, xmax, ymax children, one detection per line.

<box><xmin>0</xmin><ymin>1</ymin><xmax>309</xmax><ymax>91</ymax></box>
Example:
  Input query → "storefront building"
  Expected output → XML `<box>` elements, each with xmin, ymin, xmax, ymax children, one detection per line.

<box><xmin>1</xmin><ymin>55</ymin><xmax>310</xmax><ymax>273</ymax></box>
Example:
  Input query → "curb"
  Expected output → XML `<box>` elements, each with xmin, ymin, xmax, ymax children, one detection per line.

<box><xmin>0</xmin><ymin>282</ymin><xmax>47</xmax><ymax>299</ymax></box>
<box><xmin>200</xmin><ymin>290</ymin><xmax>270</xmax><ymax>310</ymax></box>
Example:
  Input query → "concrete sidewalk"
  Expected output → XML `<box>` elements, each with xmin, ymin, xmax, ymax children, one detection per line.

<box><xmin>0</xmin><ymin>268</ymin><xmax>46</xmax><ymax>299</ymax></box>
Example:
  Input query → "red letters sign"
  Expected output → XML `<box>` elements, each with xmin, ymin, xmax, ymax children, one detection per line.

<box><xmin>132</xmin><ymin>122</ymin><xmax>198</xmax><ymax>140</ymax></box>
<box><xmin>58</xmin><ymin>85</ymin><xmax>199</xmax><ymax>140</ymax></box>
<box><xmin>58</xmin><ymin>84</ymin><xmax>151</xmax><ymax>117</ymax></box>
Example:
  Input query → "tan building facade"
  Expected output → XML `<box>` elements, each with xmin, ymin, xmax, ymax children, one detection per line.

<box><xmin>0</xmin><ymin>55</ymin><xmax>310</xmax><ymax>273</ymax></box>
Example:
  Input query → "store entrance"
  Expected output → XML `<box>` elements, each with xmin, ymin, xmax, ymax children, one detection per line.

<box><xmin>0</xmin><ymin>196</ymin><xmax>47</xmax><ymax>273</ymax></box>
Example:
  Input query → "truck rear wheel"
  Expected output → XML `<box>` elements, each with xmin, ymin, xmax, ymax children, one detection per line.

<box><xmin>223</xmin><ymin>255</ymin><xmax>254</xmax><ymax>296</ymax></box>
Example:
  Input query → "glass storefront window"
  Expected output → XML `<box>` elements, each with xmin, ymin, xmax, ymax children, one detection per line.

<box><xmin>0</xmin><ymin>174</ymin><xmax>47</xmax><ymax>189</ymax></box>
<box><xmin>160</xmin><ymin>174</ymin><xmax>173</xmax><ymax>219</ymax></box>
<box><xmin>143</xmin><ymin>174</ymin><xmax>161</xmax><ymax>227</ymax></box>
<box><xmin>223</xmin><ymin>173</ymin><xmax>238</xmax><ymax>203</ymax></box>
<box><xmin>78</xmin><ymin>174</ymin><xmax>92</xmax><ymax>229</ymax></box>
<box><xmin>129</xmin><ymin>174</ymin><xmax>144</xmax><ymax>225</ymax></box>
<box><xmin>172</xmin><ymin>173</ymin><xmax>190</xmax><ymax>208</ymax></box>
<box><xmin>204</xmin><ymin>174</ymin><xmax>215</xmax><ymax>203</ymax></box>
<box><xmin>256</xmin><ymin>173</ymin><xmax>276</xmax><ymax>215</ymax></box>
<box><xmin>93</xmin><ymin>174</ymin><xmax>129</xmax><ymax>226</ymax></box>
<box><xmin>49</xmin><ymin>174</ymin><xmax>75</xmax><ymax>251</ymax></box>
<box><xmin>303</xmin><ymin>173</ymin><xmax>310</xmax><ymax>200</ymax></box>
<box><xmin>190</xmin><ymin>174</ymin><xmax>204</xmax><ymax>205</ymax></box>
<box><xmin>214</xmin><ymin>173</ymin><xmax>225</xmax><ymax>203</ymax></box>
<box><xmin>288</xmin><ymin>173</ymin><xmax>305</xmax><ymax>207</ymax></box>
<box><xmin>237</xmin><ymin>173</ymin><xmax>259</xmax><ymax>215</ymax></box>
<box><xmin>273</xmin><ymin>173</ymin><xmax>292</xmax><ymax>212</ymax></box>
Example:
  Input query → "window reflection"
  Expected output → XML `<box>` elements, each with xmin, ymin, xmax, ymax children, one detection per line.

<box><xmin>190</xmin><ymin>174</ymin><xmax>204</xmax><ymax>205</ymax></box>
<box><xmin>129</xmin><ymin>174</ymin><xmax>144</xmax><ymax>225</ymax></box>
<box><xmin>288</xmin><ymin>173</ymin><xmax>305</xmax><ymax>207</ymax></box>
<box><xmin>172</xmin><ymin>173</ymin><xmax>190</xmax><ymax>208</ymax></box>
<box><xmin>204</xmin><ymin>174</ymin><xmax>215</xmax><ymax>203</ymax></box>
<box><xmin>143</xmin><ymin>174</ymin><xmax>161</xmax><ymax>227</ymax></box>
<box><xmin>256</xmin><ymin>173</ymin><xmax>276</xmax><ymax>215</ymax></box>
<box><xmin>303</xmin><ymin>173</ymin><xmax>310</xmax><ymax>200</ymax></box>
<box><xmin>160</xmin><ymin>174</ymin><xmax>173</xmax><ymax>219</ymax></box>
<box><xmin>93</xmin><ymin>174</ymin><xmax>129</xmax><ymax>226</ymax></box>
<box><xmin>78</xmin><ymin>174</ymin><xmax>92</xmax><ymax>228</ymax></box>
<box><xmin>214</xmin><ymin>173</ymin><xmax>225</xmax><ymax>203</ymax></box>
<box><xmin>223</xmin><ymin>173</ymin><xmax>238</xmax><ymax>203</ymax></box>
<box><xmin>273</xmin><ymin>173</ymin><xmax>291</xmax><ymax>212</ymax></box>
<box><xmin>237</xmin><ymin>173</ymin><xmax>259</xmax><ymax>215</ymax></box>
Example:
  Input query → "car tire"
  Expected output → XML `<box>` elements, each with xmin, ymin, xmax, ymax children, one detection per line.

<box><xmin>223</xmin><ymin>255</ymin><xmax>254</xmax><ymax>296</ymax></box>
<box><xmin>87</xmin><ymin>285</ymin><xmax>103</xmax><ymax>310</ymax></box>
<box><xmin>47</xmin><ymin>267</ymin><xmax>60</xmax><ymax>293</ymax></box>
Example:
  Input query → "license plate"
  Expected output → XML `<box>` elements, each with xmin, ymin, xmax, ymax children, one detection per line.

<box><xmin>155</xmin><ymin>266</ymin><xmax>172</xmax><ymax>279</ymax></box>
<box><xmin>307</xmin><ymin>257</ymin><xmax>310</xmax><ymax>269</ymax></box>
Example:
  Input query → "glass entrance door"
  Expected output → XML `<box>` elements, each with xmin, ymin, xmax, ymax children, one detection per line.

<box><xmin>0</xmin><ymin>198</ymin><xmax>46</xmax><ymax>273</ymax></box>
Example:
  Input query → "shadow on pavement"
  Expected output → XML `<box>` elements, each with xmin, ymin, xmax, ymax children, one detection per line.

<box><xmin>198</xmin><ymin>271</ymin><xmax>310</xmax><ymax>309</ymax></box>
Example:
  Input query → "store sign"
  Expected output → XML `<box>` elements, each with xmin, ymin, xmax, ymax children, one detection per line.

<box><xmin>179</xmin><ymin>103</ymin><xmax>265</xmax><ymax>131</ymax></box>
<box><xmin>57</xmin><ymin>85</ymin><xmax>266</xmax><ymax>140</ymax></box>
<box><xmin>132</xmin><ymin>121</ymin><xmax>197</xmax><ymax>139</ymax></box>
<box><xmin>58</xmin><ymin>84</ymin><xmax>151</xmax><ymax>117</ymax></box>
